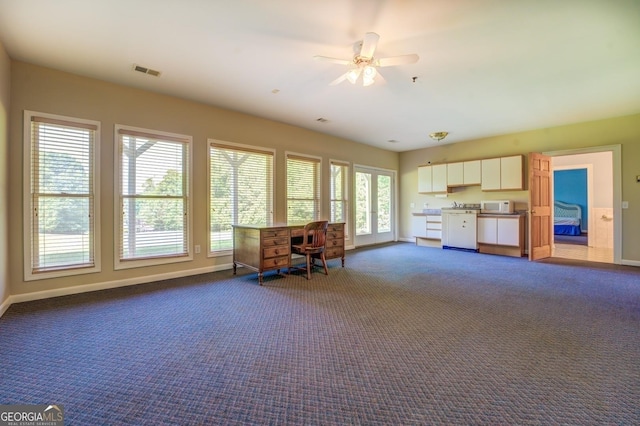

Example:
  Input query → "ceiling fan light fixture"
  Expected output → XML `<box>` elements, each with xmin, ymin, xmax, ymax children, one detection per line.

<box><xmin>429</xmin><ymin>131</ymin><xmax>449</xmax><ymax>142</ymax></box>
<box><xmin>362</xmin><ymin>65</ymin><xmax>377</xmax><ymax>86</ymax></box>
<box><xmin>346</xmin><ymin>68</ymin><xmax>361</xmax><ymax>84</ymax></box>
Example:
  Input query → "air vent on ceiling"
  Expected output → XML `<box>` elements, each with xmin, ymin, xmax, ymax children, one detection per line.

<box><xmin>133</xmin><ymin>64</ymin><xmax>161</xmax><ymax>77</ymax></box>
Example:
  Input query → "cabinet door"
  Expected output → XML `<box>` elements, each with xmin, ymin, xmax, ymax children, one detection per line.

<box><xmin>481</xmin><ymin>158</ymin><xmax>501</xmax><ymax>190</ymax></box>
<box><xmin>500</xmin><ymin>155</ymin><xmax>523</xmax><ymax>190</ymax></box>
<box><xmin>477</xmin><ymin>217</ymin><xmax>498</xmax><ymax>244</ymax></box>
<box><xmin>411</xmin><ymin>215</ymin><xmax>427</xmax><ymax>238</ymax></box>
<box><xmin>447</xmin><ymin>162</ymin><xmax>464</xmax><ymax>186</ymax></box>
<box><xmin>497</xmin><ymin>217</ymin><xmax>520</xmax><ymax>246</ymax></box>
<box><xmin>432</xmin><ymin>164</ymin><xmax>448</xmax><ymax>192</ymax></box>
<box><xmin>463</xmin><ymin>160</ymin><xmax>482</xmax><ymax>185</ymax></box>
<box><xmin>418</xmin><ymin>165</ymin><xmax>432</xmax><ymax>193</ymax></box>
<box><xmin>447</xmin><ymin>214</ymin><xmax>477</xmax><ymax>249</ymax></box>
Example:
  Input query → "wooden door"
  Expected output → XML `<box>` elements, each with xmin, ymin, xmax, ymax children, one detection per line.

<box><xmin>528</xmin><ymin>152</ymin><xmax>552</xmax><ymax>260</ymax></box>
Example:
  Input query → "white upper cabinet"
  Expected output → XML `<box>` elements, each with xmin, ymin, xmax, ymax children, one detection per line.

<box><xmin>500</xmin><ymin>155</ymin><xmax>524</xmax><ymax>190</ymax></box>
<box><xmin>448</xmin><ymin>160</ymin><xmax>481</xmax><ymax>187</ymax></box>
<box><xmin>463</xmin><ymin>160</ymin><xmax>482</xmax><ymax>185</ymax></box>
<box><xmin>481</xmin><ymin>155</ymin><xmax>523</xmax><ymax>191</ymax></box>
<box><xmin>431</xmin><ymin>164</ymin><xmax>448</xmax><ymax>192</ymax></box>
<box><xmin>481</xmin><ymin>158</ymin><xmax>501</xmax><ymax>190</ymax></box>
<box><xmin>419</xmin><ymin>164</ymin><xmax>448</xmax><ymax>193</ymax></box>
<box><xmin>447</xmin><ymin>162</ymin><xmax>464</xmax><ymax>186</ymax></box>
<box><xmin>419</xmin><ymin>155</ymin><xmax>522</xmax><ymax>193</ymax></box>
<box><xmin>418</xmin><ymin>165</ymin><xmax>433</xmax><ymax>193</ymax></box>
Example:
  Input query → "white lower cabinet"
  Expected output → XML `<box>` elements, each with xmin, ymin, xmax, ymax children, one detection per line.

<box><xmin>477</xmin><ymin>215</ymin><xmax>525</xmax><ymax>257</ymax></box>
<box><xmin>412</xmin><ymin>214</ymin><xmax>442</xmax><ymax>241</ymax></box>
<box><xmin>411</xmin><ymin>215</ymin><xmax>427</xmax><ymax>238</ymax></box>
<box><xmin>442</xmin><ymin>212</ymin><xmax>478</xmax><ymax>250</ymax></box>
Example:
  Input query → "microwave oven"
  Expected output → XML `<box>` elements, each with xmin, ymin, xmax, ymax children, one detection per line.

<box><xmin>481</xmin><ymin>200</ymin><xmax>514</xmax><ymax>214</ymax></box>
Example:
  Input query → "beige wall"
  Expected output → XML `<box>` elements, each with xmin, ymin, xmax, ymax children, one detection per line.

<box><xmin>0</xmin><ymin>42</ymin><xmax>9</xmax><ymax>311</ymax></box>
<box><xmin>9</xmin><ymin>61</ymin><xmax>398</xmax><ymax>297</ymax></box>
<box><xmin>399</xmin><ymin>114</ymin><xmax>640</xmax><ymax>264</ymax></box>
<box><xmin>7</xmin><ymin>59</ymin><xmax>640</xmax><ymax>302</ymax></box>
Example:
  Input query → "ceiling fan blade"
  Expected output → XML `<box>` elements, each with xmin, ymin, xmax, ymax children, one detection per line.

<box><xmin>329</xmin><ymin>71</ymin><xmax>349</xmax><ymax>86</ymax></box>
<box><xmin>376</xmin><ymin>54</ymin><xmax>419</xmax><ymax>67</ymax></box>
<box><xmin>314</xmin><ymin>55</ymin><xmax>352</xmax><ymax>66</ymax></box>
<box><xmin>359</xmin><ymin>32</ymin><xmax>380</xmax><ymax>58</ymax></box>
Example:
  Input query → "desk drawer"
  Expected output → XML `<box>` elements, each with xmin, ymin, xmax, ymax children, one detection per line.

<box><xmin>325</xmin><ymin>246</ymin><xmax>344</xmax><ymax>258</ymax></box>
<box><xmin>327</xmin><ymin>224</ymin><xmax>343</xmax><ymax>232</ymax></box>
<box><xmin>263</xmin><ymin>237</ymin><xmax>289</xmax><ymax>247</ymax></box>
<box><xmin>263</xmin><ymin>256</ymin><xmax>289</xmax><ymax>269</ymax></box>
<box><xmin>264</xmin><ymin>246</ymin><xmax>289</xmax><ymax>258</ymax></box>
<box><xmin>262</xmin><ymin>229</ymin><xmax>289</xmax><ymax>239</ymax></box>
<box><xmin>326</xmin><ymin>238</ymin><xmax>344</xmax><ymax>248</ymax></box>
<box><xmin>327</xmin><ymin>231</ymin><xmax>344</xmax><ymax>240</ymax></box>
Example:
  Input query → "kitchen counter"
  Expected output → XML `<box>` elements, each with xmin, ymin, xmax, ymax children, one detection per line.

<box><xmin>412</xmin><ymin>209</ymin><xmax>442</xmax><ymax>216</ymax></box>
<box><xmin>478</xmin><ymin>212</ymin><xmax>526</xmax><ymax>218</ymax></box>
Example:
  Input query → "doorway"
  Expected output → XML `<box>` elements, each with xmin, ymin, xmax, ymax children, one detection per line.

<box><xmin>354</xmin><ymin>166</ymin><xmax>396</xmax><ymax>246</ymax></box>
<box><xmin>545</xmin><ymin>146</ymin><xmax>621</xmax><ymax>264</ymax></box>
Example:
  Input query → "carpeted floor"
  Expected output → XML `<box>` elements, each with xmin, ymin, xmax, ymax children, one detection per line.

<box><xmin>1</xmin><ymin>243</ymin><xmax>639</xmax><ymax>425</ymax></box>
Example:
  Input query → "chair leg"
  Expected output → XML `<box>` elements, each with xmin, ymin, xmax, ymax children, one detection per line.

<box><xmin>306</xmin><ymin>254</ymin><xmax>311</xmax><ymax>280</ymax></box>
<box><xmin>321</xmin><ymin>253</ymin><xmax>328</xmax><ymax>275</ymax></box>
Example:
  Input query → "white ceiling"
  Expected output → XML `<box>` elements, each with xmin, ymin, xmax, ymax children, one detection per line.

<box><xmin>1</xmin><ymin>0</ymin><xmax>639</xmax><ymax>152</ymax></box>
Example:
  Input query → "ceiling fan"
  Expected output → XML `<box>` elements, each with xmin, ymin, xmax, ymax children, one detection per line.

<box><xmin>314</xmin><ymin>32</ymin><xmax>419</xmax><ymax>86</ymax></box>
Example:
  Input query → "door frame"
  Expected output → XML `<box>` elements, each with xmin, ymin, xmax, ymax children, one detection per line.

<box><xmin>353</xmin><ymin>164</ymin><xmax>398</xmax><ymax>247</ymax></box>
<box><xmin>552</xmin><ymin>163</ymin><xmax>594</xmax><ymax>248</ymax></box>
<box><xmin>543</xmin><ymin>145</ymin><xmax>622</xmax><ymax>264</ymax></box>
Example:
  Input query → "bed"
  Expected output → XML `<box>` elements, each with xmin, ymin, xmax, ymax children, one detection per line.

<box><xmin>554</xmin><ymin>200</ymin><xmax>582</xmax><ymax>235</ymax></box>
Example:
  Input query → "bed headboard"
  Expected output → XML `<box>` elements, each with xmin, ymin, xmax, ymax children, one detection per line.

<box><xmin>554</xmin><ymin>200</ymin><xmax>582</xmax><ymax>220</ymax></box>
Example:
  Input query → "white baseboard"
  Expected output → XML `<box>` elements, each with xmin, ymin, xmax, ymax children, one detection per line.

<box><xmin>0</xmin><ymin>296</ymin><xmax>11</xmax><ymax>318</ymax></box>
<box><xmin>0</xmin><ymin>246</ymin><xmax>359</xmax><ymax>318</ymax></box>
<box><xmin>621</xmin><ymin>258</ymin><xmax>640</xmax><ymax>267</ymax></box>
<box><xmin>6</xmin><ymin>263</ymin><xmax>234</xmax><ymax>309</ymax></box>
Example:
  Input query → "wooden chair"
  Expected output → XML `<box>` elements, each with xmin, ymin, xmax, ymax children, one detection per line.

<box><xmin>291</xmin><ymin>221</ymin><xmax>329</xmax><ymax>280</ymax></box>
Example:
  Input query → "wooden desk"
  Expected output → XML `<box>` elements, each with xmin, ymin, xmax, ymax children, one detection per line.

<box><xmin>232</xmin><ymin>223</ymin><xmax>345</xmax><ymax>285</ymax></box>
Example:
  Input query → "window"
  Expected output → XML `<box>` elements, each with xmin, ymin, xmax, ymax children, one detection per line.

<box><xmin>115</xmin><ymin>125</ymin><xmax>192</xmax><ymax>269</ymax></box>
<box><xmin>209</xmin><ymin>141</ymin><xmax>274</xmax><ymax>253</ymax></box>
<box><xmin>23</xmin><ymin>111</ymin><xmax>100</xmax><ymax>280</ymax></box>
<box><xmin>330</xmin><ymin>160</ymin><xmax>349</xmax><ymax>236</ymax></box>
<box><xmin>286</xmin><ymin>153</ymin><xmax>321</xmax><ymax>223</ymax></box>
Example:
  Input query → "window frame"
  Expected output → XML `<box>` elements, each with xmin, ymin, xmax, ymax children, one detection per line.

<box><xmin>330</xmin><ymin>159</ymin><xmax>350</xmax><ymax>238</ymax></box>
<box><xmin>23</xmin><ymin>110</ymin><xmax>101</xmax><ymax>281</ymax></box>
<box><xmin>208</xmin><ymin>139</ymin><xmax>275</xmax><ymax>256</ymax></box>
<box><xmin>114</xmin><ymin>124</ymin><xmax>193</xmax><ymax>270</ymax></box>
<box><xmin>285</xmin><ymin>152</ymin><xmax>322</xmax><ymax>224</ymax></box>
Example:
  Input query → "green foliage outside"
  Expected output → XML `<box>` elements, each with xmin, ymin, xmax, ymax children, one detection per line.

<box><xmin>38</xmin><ymin>152</ymin><xmax>90</xmax><ymax>234</ymax></box>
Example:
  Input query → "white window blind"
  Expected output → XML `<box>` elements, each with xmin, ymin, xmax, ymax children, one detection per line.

<box><xmin>209</xmin><ymin>142</ymin><xmax>274</xmax><ymax>253</ymax></box>
<box><xmin>118</xmin><ymin>127</ymin><xmax>190</xmax><ymax>261</ymax></box>
<box><xmin>286</xmin><ymin>154</ymin><xmax>321</xmax><ymax>223</ymax></box>
<box><xmin>330</xmin><ymin>160</ymin><xmax>349</xmax><ymax>236</ymax></box>
<box><xmin>27</xmin><ymin>114</ymin><xmax>98</xmax><ymax>275</ymax></box>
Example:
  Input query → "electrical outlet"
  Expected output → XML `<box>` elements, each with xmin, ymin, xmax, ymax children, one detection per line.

<box><xmin>195</xmin><ymin>245</ymin><xmax>201</xmax><ymax>254</ymax></box>
<box><xmin>622</xmin><ymin>201</ymin><xmax>629</xmax><ymax>209</ymax></box>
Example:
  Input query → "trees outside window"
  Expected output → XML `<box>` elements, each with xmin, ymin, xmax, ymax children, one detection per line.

<box><xmin>24</xmin><ymin>111</ymin><xmax>100</xmax><ymax>280</ymax></box>
<box><xmin>116</xmin><ymin>126</ymin><xmax>191</xmax><ymax>267</ymax></box>
<box><xmin>286</xmin><ymin>154</ymin><xmax>320</xmax><ymax>223</ymax></box>
<box><xmin>209</xmin><ymin>142</ymin><xmax>274</xmax><ymax>252</ymax></box>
